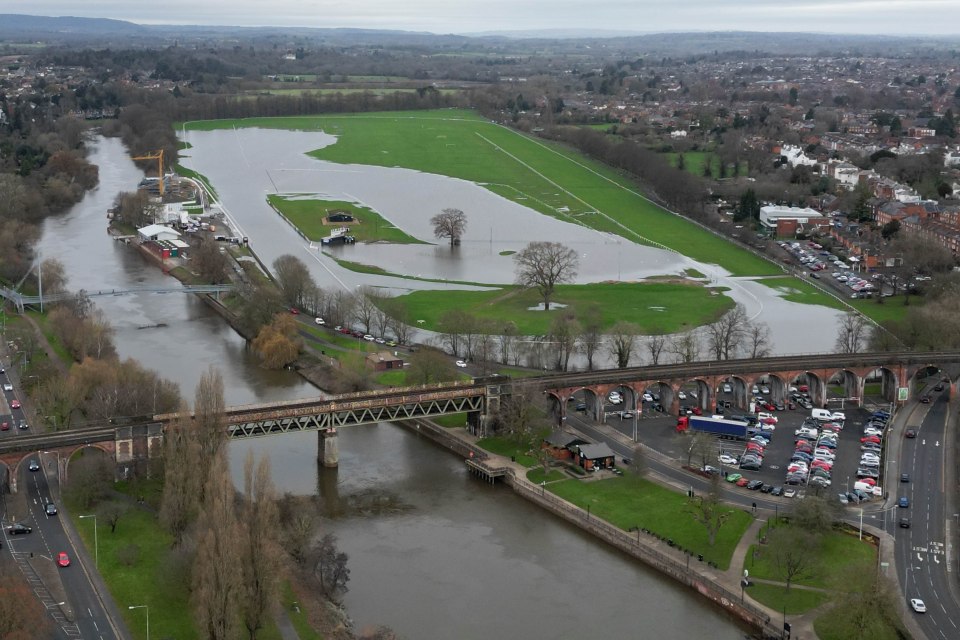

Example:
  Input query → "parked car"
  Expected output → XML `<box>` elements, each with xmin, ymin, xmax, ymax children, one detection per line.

<box><xmin>7</xmin><ymin>523</ymin><xmax>31</xmax><ymax>535</ymax></box>
<box><xmin>746</xmin><ymin>480</ymin><xmax>764</xmax><ymax>490</ymax></box>
<box><xmin>455</xmin><ymin>360</ymin><xmax>468</xmax><ymax>368</ymax></box>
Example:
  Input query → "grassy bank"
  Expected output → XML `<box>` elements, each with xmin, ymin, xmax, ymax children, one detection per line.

<box><xmin>267</xmin><ymin>195</ymin><xmax>422</xmax><ymax>244</ymax></box>
<box><xmin>394</xmin><ymin>280</ymin><xmax>733</xmax><ymax>335</ymax></box>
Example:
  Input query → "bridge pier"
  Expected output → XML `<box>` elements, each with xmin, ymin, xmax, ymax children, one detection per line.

<box><xmin>318</xmin><ymin>428</ymin><xmax>339</xmax><ymax>468</ymax></box>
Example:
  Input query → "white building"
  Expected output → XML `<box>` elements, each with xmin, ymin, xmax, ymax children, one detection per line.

<box><xmin>759</xmin><ymin>205</ymin><xmax>825</xmax><ymax>229</ymax></box>
<box><xmin>137</xmin><ymin>224</ymin><xmax>181</xmax><ymax>243</ymax></box>
<box><xmin>780</xmin><ymin>144</ymin><xmax>818</xmax><ymax>168</ymax></box>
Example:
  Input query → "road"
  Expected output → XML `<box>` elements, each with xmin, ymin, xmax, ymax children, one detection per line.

<box><xmin>892</xmin><ymin>391</ymin><xmax>960</xmax><ymax>639</ymax></box>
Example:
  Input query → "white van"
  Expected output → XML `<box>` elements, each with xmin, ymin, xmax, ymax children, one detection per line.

<box><xmin>811</xmin><ymin>408</ymin><xmax>832</xmax><ymax>421</ymax></box>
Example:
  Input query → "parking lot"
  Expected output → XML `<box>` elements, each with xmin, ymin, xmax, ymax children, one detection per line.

<box><xmin>588</xmin><ymin>390</ymin><xmax>893</xmax><ymax>506</ymax></box>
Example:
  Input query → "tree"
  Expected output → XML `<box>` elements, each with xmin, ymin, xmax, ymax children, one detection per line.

<box><xmin>645</xmin><ymin>334</ymin><xmax>667</xmax><ymax>365</ymax></box>
<box><xmin>686</xmin><ymin>474</ymin><xmax>735</xmax><ymax>547</ymax></box>
<box><xmin>272</xmin><ymin>254</ymin><xmax>315</xmax><ymax>308</ymax></box>
<box><xmin>825</xmin><ymin>561</ymin><xmax>907</xmax><ymax>640</ymax></box>
<box><xmin>578</xmin><ymin>305</ymin><xmax>604</xmax><ymax>371</ymax></box>
<box><xmin>669</xmin><ymin>331</ymin><xmax>701</xmax><ymax>363</ymax></box>
<box><xmin>430</xmin><ymin>208</ymin><xmax>467</xmax><ymax>246</ymax></box>
<box><xmin>311</xmin><ymin>533</ymin><xmax>350</xmax><ymax>602</ymax></box>
<box><xmin>685</xmin><ymin>431</ymin><xmax>714</xmax><ymax>469</ymax></box>
<box><xmin>251</xmin><ymin>313</ymin><xmax>301</xmax><ymax>369</ymax></box>
<box><xmin>240</xmin><ymin>453</ymin><xmax>281</xmax><ymax>640</ymax></box>
<box><xmin>880</xmin><ymin>219</ymin><xmax>900</xmax><ymax>240</ymax></box>
<box><xmin>791</xmin><ymin>494</ymin><xmax>838</xmax><ymax>534</ymax></box>
<box><xmin>0</xmin><ymin>576</ymin><xmax>53</xmax><ymax>639</ymax></box>
<box><xmin>437</xmin><ymin>308</ymin><xmax>473</xmax><ymax>357</ymax></box>
<box><xmin>547</xmin><ymin>314</ymin><xmax>580</xmax><ymax>371</ymax></box>
<box><xmin>513</xmin><ymin>241</ymin><xmax>579</xmax><ymax>311</ymax></box>
<box><xmin>765</xmin><ymin>525</ymin><xmax>820</xmax><ymax>591</ymax></box>
<box><xmin>835</xmin><ymin>311</ymin><xmax>868</xmax><ymax>354</ymax></box>
<box><xmin>98</xmin><ymin>500</ymin><xmax>129</xmax><ymax>534</ymax></box>
<box><xmin>192</xmin><ymin>238</ymin><xmax>229</xmax><ymax>283</ymax></box>
<box><xmin>705</xmin><ymin>304</ymin><xmax>748</xmax><ymax>360</ymax></box>
<box><xmin>353</xmin><ymin>286</ymin><xmax>380</xmax><ymax>334</ymax></box>
<box><xmin>406</xmin><ymin>348</ymin><xmax>457</xmax><ymax>385</ymax></box>
<box><xmin>497</xmin><ymin>385</ymin><xmax>551</xmax><ymax>445</ymax></box>
<box><xmin>192</xmin><ymin>453</ymin><xmax>242</xmax><ymax>640</ymax></box>
<box><xmin>627</xmin><ymin>443</ymin><xmax>647</xmax><ymax>477</ymax></box>
<box><xmin>735</xmin><ymin>189</ymin><xmax>761</xmax><ymax>222</ymax></box>
<box><xmin>607</xmin><ymin>321</ymin><xmax>639</xmax><ymax>368</ymax></box>
<box><xmin>39</xmin><ymin>258</ymin><xmax>67</xmax><ymax>295</ymax></box>
<box><xmin>744</xmin><ymin>321</ymin><xmax>772</xmax><ymax>358</ymax></box>
<box><xmin>159</xmin><ymin>404</ymin><xmax>200</xmax><ymax>547</ymax></box>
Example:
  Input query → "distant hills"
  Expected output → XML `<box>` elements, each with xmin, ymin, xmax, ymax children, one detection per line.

<box><xmin>0</xmin><ymin>14</ymin><xmax>956</xmax><ymax>54</ymax></box>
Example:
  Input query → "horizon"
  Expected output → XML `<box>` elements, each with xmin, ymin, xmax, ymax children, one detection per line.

<box><xmin>3</xmin><ymin>1</ymin><xmax>960</xmax><ymax>37</ymax></box>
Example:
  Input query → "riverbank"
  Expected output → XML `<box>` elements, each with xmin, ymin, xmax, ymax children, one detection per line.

<box><xmin>398</xmin><ymin>416</ymin><xmax>788</xmax><ymax>638</ymax></box>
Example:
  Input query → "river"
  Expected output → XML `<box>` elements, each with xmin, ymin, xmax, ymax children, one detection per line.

<box><xmin>38</xmin><ymin>135</ymin><xmax>749</xmax><ymax>639</ymax></box>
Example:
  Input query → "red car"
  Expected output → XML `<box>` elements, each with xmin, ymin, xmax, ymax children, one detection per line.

<box><xmin>861</xmin><ymin>436</ymin><xmax>881</xmax><ymax>444</ymax></box>
<box><xmin>289</xmin><ymin>307</ymin><xmax>299</xmax><ymax>315</ymax></box>
<box><xmin>798</xmin><ymin>384</ymin><xmax>809</xmax><ymax>392</ymax></box>
<box><xmin>10</xmin><ymin>399</ymin><xmax>19</xmax><ymax>409</ymax></box>
<box><xmin>57</xmin><ymin>552</ymin><xmax>70</xmax><ymax>567</ymax></box>
<box><xmin>905</xmin><ymin>429</ymin><xmax>917</xmax><ymax>438</ymax></box>
<box><xmin>0</xmin><ymin>422</ymin><xmax>7</xmax><ymax>431</ymax></box>
<box><xmin>736</xmin><ymin>477</ymin><xmax>750</xmax><ymax>487</ymax></box>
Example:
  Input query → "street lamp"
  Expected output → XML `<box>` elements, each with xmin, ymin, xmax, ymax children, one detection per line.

<box><xmin>859</xmin><ymin>508</ymin><xmax>864</xmax><ymax>541</ymax></box>
<box><xmin>79</xmin><ymin>514</ymin><xmax>98</xmax><ymax>567</ymax></box>
<box><xmin>128</xmin><ymin>604</ymin><xmax>149</xmax><ymax>640</ymax></box>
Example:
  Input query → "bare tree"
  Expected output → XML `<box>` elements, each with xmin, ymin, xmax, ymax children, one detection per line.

<box><xmin>497</xmin><ymin>321</ymin><xmax>520</xmax><ymax>365</ymax></box>
<box><xmin>686</xmin><ymin>474</ymin><xmax>735</xmax><ymax>547</ymax></box>
<box><xmin>835</xmin><ymin>311</ymin><xmax>868</xmax><ymax>354</ymax></box>
<box><xmin>353</xmin><ymin>286</ymin><xmax>379</xmax><ymax>334</ymax></box>
<box><xmin>159</xmin><ymin>404</ymin><xmax>199</xmax><ymax>547</ymax></box>
<box><xmin>705</xmin><ymin>304</ymin><xmax>748</xmax><ymax>360</ymax></box>
<box><xmin>39</xmin><ymin>258</ymin><xmax>68</xmax><ymax>295</ymax></box>
<box><xmin>272</xmin><ymin>254</ymin><xmax>315</xmax><ymax>308</ymax></box>
<box><xmin>765</xmin><ymin>526</ymin><xmax>821</xmax><ymax>591</ymax></box>
<box><xmin>192</xmin><ymin>238</ymin><xmax>229</xmax><ymax>284</ymax></box>
<box><xmin>97</xmin><ymin>501</ymin><xmax>129</xmax><ymax>534</ymax></box>
<box><xmin>241</xmin><ymin>453</ymin><xmax>281</xmax><ymax>640</ymax></box>
<box><xmin>638</xmin><ymin>334</ymin><xmax>663</xmax><ymax>367</ymax></box>
<box><xmin>406</xmin><ymin>348</ymin><xmax>457</xmax><ymax>385</ymax></box>
<box><xmin>607</xmin><ymin>321</ymin><xmax>639</xmax><ymax>368</ymax></box>
<box><xmin>497</xmin><ymin>384</ymin><xmax>552</xmax><ymax>445</ymax></box>
<box><xmin>192</xmin><ymin>453</ymin><xmax>242</xmax><ymax>640</ymax></box>
<box><xmin>548</xmin><ymin>314</ymin><xmax>580</xmax><ymax>372</ymax></box>
<box><xmin>513</xmin><ymin>241</ymin><xmax>579</xmax><ymax>311</ymax></box>
<box><xmin>685</xmin><ymin>431</ymin><xmax>714</xmax><ymax>469</ymax></box>
<box><xmin>311</xmin><ymin>534</ymin><xmax>350</xmax><ymax>602</ymax></box>
<box><xmin>669</xmin><ymin>331</ymin><xmax>701</xmax><ymax>363</ymax></box>
<box><xmin>430</xmin><ymin>208</ymin><xmax>467</xmax><ymax>246</ymax></box>
<box><xmin>578</xmin><ymin>305</ymin><xmax>603</xmax><ymax>371</ymax></box>
<box><xmin>437</xmin><ymin>308</ymin><xmax>472</xmax><ymax>357</ymax></box>
<box><xmin>745</xmin><ymin>321</ymin><xmax>772</xmax><ymax>358</ymax></box>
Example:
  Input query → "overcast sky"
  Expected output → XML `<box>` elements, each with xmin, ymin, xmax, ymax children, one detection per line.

<box><xmin>5</xmin><ymin>0</ymin><xmax>960</xmax><ymax>35</ymax></box>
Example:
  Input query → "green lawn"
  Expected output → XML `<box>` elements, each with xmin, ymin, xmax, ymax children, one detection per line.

<box><xmin>476</xmin><ymin>436</ymin><xmax>538</xmax><ymax>467</ymax></box>
<box><xmin>755</xmin><ymin>276</ymin><xmax>846</xmax><ymax>311</ymax></box>
<box><xmin>182</xmin><ymin>110</ymin><xmax>781</xmax><ymax>277</ymax></box>
<box><xmin>267</xmin><ymin>195</ymin><xmax>423</xmax><ymax>244</ymax></box>
<box><xmin>69</xmin><ymin>499</ymin><xmax>198</xmax><ymax>639</ymax></box>
<box><xmin>394</xmin><ymin>281</ymin><xmax>733</xmax><ymax>335</ymax></box>
<box><xmin>547</xmin><ymin>476</ymin><xmax>752</xmax><ymax>569</ymax></box>
<box><xmin>815</xmin><ymin>606</ymin><xmax>902</xmax><ymax>640</ymax></box>
<box><xmin>431</xmin><ymin>412</ymin><xmax>468</xmax><ymax>428</ymax></box>
<box><xmin>526</xmin><ymin>468</ymin><xmax>568</xmax><ymax>483</ymax></box>
<box><xmin>746</xmin><ymin>583</ymin><xmax>830</xmax><ymax>615</ymax></box>
<box><xmin>666</xmin><ymin>151</ymin><xmax>747</xmax><ymax>178</ymax></box>
<box><xmin>281</xmin><ymin>582</ymin><xmax>323</xmax><ymax>640</ymax></box>
<box><xmin>746</xmin><ymin>530</ymin><xmax>876</xmax><ymax>590</ymax></box>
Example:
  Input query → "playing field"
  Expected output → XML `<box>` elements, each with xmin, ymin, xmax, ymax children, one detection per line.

<box><xmin>183</xmin><ymin>110</ymin><xmax>781</xmax><ymax>277</ymax></box>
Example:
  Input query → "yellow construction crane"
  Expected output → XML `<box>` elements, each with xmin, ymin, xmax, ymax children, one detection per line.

<box><xmin>131</xmin><ymin>149</ymin><xmax>165</xmax><ymax>196</ymax></box>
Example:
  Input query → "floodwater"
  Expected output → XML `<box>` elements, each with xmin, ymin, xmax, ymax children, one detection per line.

<box><xmin>35</xmin><ymin>136</ymin><xmax>317</xmax><ymax>406</ymax></box>
<box><xmin>37</xmin><ymin>134</ymin><xmax>752</xmax><ymax>639</ymax></box>
<box><xmin>180</xmin><ymin>126</ymin><xmax>846</xmax><ymax>356</ymax></box>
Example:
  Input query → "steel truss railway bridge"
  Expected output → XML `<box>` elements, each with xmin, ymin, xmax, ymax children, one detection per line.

<box><xmin>0</xmin><ymin>350</ymin><xmax>956</xmax><ymax>491</ymax></box>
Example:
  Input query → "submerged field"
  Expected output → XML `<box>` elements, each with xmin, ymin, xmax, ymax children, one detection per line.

<box><xmin>184</xmin><ymin>110</ymin><xmax>781</xmax><ymax>277</ymax></box>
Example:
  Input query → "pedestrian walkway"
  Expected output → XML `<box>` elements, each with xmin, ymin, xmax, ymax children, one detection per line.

<box><xmin>274</xmin><ymin>607</ymin><xmax>301</xmax><ymax>640</ymax></box>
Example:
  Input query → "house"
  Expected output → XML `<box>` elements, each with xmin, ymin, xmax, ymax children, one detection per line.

<box><xmin>541</xmin><ymin>431</ymin><xmax>588</xmax><ymax>460</ymax></box>
<box><xmin>137</xmin><ymin>224</ymin><xmax>181</xmax><ymax>243</ymax></box>
<box><xmin>574</xmin><ymin>442</ymin><xmax>616</xmax><ymax>471</ymax></box>
<box><xmin>365</xmin><ymin>351</ymin><xmax>404</xmax><ymax>372</ymax></box>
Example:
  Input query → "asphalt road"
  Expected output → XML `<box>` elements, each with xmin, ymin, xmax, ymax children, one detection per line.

<box><xmin>3</xmin><ymin>454</ymin><xmax>118</xmax><ymax>639</ymax></box>
<box><xmin>893</xmin><ymin>392</ymin><xmax>960</xmax><ymax>639</ymax></box>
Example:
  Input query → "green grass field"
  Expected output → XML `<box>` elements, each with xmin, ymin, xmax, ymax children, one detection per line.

<box><xmin>665</xmin><ymin>151</ymin><xmax>746</xmax><ymax>178</ymax></box>
<box><xmin>267</xmin><ymin>195</ymin><xmax>422</xmax><ymax>244</ymax></box>
<box><xmin>182</xmin><ymin>110</ymin><xmax>780</xmax><ymax>277</ymax></box>
<box><xmin>476</xmin><ymin>436</ymin><xmax>539</xmax><ymax>467</ymax></box>
<box><xmin>548</xmin><ymin>476</ymin><xmax>752</xmax><ymax>569</ymax></box>
<box><xmin>394</xmin><ymin>281</ymin><xmax>733</xmax><ymax>334</ymax></box>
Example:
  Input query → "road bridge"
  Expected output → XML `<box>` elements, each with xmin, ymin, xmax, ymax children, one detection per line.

<box><xmin>0</xmin><ymin>350</ymin><xmax>956</xmax><ymax>490</ymax></box>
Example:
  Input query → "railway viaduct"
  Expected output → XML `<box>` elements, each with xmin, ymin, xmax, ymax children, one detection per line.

<box><xmin>0</xmin><ymin>350</ymin><xmax>955</xmax><ymax>492</ymax></box>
